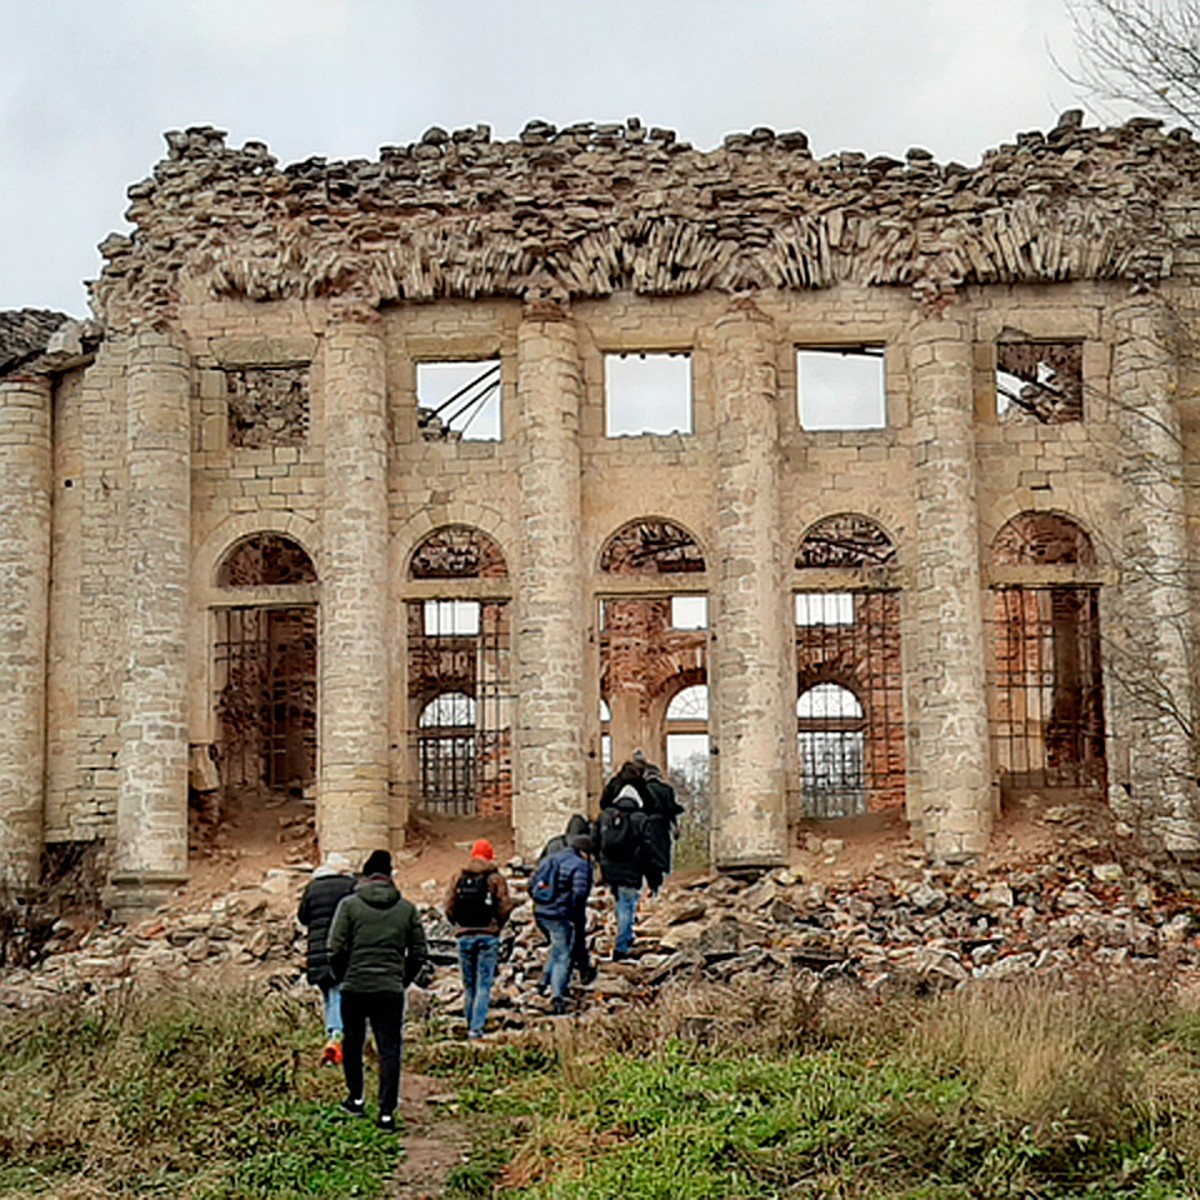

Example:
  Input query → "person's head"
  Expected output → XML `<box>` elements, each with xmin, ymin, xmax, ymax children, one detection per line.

<box><xmin>324</xmin><ymin>851</ymin><xmax>352</xmax><ymax>874</ymax></box>
<box><xmin>470</xmin><ymin>838</ymin><xmax>495</xmax><ymax>862</ymax></box>
<box><xmin>569</xmin><ymin>833</ymin><xmax>593</xmax><ymax>857</ymax></box>
<box><xmin>565</xmin><ymin>813</ymin><xmax>591</xmax><ymax>838</ymax></box>
<box><xmin>362</xmin><ymin>849</ymin><xmax>393</xmax><ymax>878</ymax></box>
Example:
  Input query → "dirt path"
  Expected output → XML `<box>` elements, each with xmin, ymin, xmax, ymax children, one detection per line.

<box><xmin>391</xmin><ymin>1072</ymin><xmax>471</xmax><ymax>1199</ymax></box>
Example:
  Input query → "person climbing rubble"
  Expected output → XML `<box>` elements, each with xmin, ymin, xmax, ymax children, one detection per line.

<box><xmin>596</xmin><ymin>782</ymin><xmax>650</xmax><ymax>960</ymax></box>
<box><xmin>531</xmin><ymin>833</ymin><xmax>593</xmax><ymax>1014</ymax></box>
<box><xmin>328</xmin><ymin>849</ymin><xmax>429</xmax><ymax>1133</ymax></box>
<box><xmin>444</xmin><ymin>838</ymin><xmax>515</xmax><ymax>1039</ymax></box>
<box><xmin>538</xmin><ymin>813</ymin><xmax>598</xmax><ymax>985</ymax></box>
<box><xmin>297</xmin><ymin>850</ymin><xmax>356</xmax><ymax>1065</ymax></box>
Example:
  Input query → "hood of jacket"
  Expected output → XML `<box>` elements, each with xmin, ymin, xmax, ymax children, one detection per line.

<box><xmin>463</xmin><ymin>857</ymin><xmax>498</xmax><ymax>876</ymax></box>
<box><xmin>566</xmin><ymin>813</ymin><xmax>591</xmax><ymax>837</ymax></box>
<box><xmin>615</xmin><ymin>786</ymin><xmax>643</xmax><ymax>811</ymax></box>
<box><xmin>357</xmin><ymin>876</ymin><xmax>401</xmax><ymax>909</ymax></box>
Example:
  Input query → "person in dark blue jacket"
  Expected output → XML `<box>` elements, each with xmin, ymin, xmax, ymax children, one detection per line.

<box><xmin>532</xmin><ymin>834</ymin><xmax>593</xmax><ymax>1014</ymax></box>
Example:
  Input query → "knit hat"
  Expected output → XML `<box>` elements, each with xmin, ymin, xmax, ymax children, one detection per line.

<box><xmin>362</xmin><ymin>849</ymin><xmax>393</xmax><ymax>877</ymax></box>
<box><xmin>471</xmin><ymin>839</ymin><xmax>495</xmax><ymax>861</ymax></box>
<box><xmin>569</xmin><ymin>833</ymin><xmax>594</xmax><ymax>855</ymax></box>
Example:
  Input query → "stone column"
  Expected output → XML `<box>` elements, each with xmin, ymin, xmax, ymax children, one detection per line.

<box><xmin>909</xmin><ymin>311</ymin><xmax>992</xmax><ymax>861</ymax></box>
<box><xmin>112</xmin><ymin>329</ymin><xmax>192</xmax><ymax>912</ymax></box>
<box><xmin>0</xmin><ymin>373</ymin><xmax>53</xmax><ymax>887</ymax></box>
<box><xmin>1109</xmin><ymin>296</ymin><xmax>1200</xmax><ymax>853</ymax></box>
<box><xmin>514</xmin><ymin>302</ymin><xmax>588</xmax><ymax>856</ymax></box>
<box><xmin>711</xmin><ymin>302</ymin><xmax>791</xmax><ymax>868</ymax></box>
<box><xmin>320</xmin><ymin>305</ymin><xmax>391</xmax><ymax>866</ymax></box>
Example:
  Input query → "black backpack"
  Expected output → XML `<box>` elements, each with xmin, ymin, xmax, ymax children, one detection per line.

<box><xmin>598</xmin><ymin>806</ymin><xmax>638</xmax><ymax>861</ymax></box>
<box><xmin>451</xmin><ymin>871</ymin><xmax>497</xmax><ymax>927</ymax></box>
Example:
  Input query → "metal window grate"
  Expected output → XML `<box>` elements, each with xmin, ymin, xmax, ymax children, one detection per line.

<box><xmin>408</xmin><ymin>599</ymin><xmax>512</xmax><ymax>817</ymax></box>
<box><xmin>213</xmin><ymin>605</ymin><xmax>317</xmax><ymax>794</ymax></box>
<box><xmin>795</xmin><ymin>590</ymin><xmax>905</xmax><ymax>818</ymax></box>
<box><xmin>991</xmin><ymin>586</ymin><xmax>1106</xmax><ymax>792</ymax></box>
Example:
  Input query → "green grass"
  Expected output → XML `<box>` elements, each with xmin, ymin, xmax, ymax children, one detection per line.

<box><xmin>418</xmin><ymin>977</ymin><xmax>1200</xmax><ymax>1200</ymax></box>
<box><xmin>3</xmin><ymin>974</ymin><xmax>1200</xmax><ymax>1198</ymax></box>
<box><xmin>0</xmin><ymin>987</ymin><xmax>399</xmax><ymax>1198</ymax></box>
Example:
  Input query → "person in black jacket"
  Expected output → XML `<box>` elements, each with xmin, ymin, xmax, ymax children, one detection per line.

<box><xmin>327</xmin><ymin>849</ymin><xmax>429</xmax><ymax>1133</ymax></box>
<box><xmin>596</xmin><ymin>785</ymin><xmax>649</xmax><ymax>960</ymax></box>
<box><xmin>297</xmin><ymin>851</ymin><xmax>356</xmax><ymax>1065</ymax></box>
<box><xmin>641</xmin><ymin>762</ymin><xmax>684</xmax><ymax>893</ymax></box>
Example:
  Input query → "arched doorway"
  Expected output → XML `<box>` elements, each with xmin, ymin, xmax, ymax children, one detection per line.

<box><xmin>991</xmin><ymin>512</ymin><xmax>1105</xmax><ymax>796</ymax></box>
<box><xmin>212</xmin><ymin>533</ymin><xmax>318</xmax><ymax>801</ymax></box>
<box><xmin>796</xmin><ymin>682</ymin><xmax>866</xmax><ymax>818</ymax></box>
<box><xmin>406</xmin><ymin>525</ymin><xmax>513</xmax><ymax>818</ymax></box>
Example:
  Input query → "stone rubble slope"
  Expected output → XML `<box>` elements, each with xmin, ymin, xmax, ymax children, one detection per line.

<box><xmin>4</xmin><ymin>820</ymin><xmax>1198</xmax><ymax>1025</ymax></box>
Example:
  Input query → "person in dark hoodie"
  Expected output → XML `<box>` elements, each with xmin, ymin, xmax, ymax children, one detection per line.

<box><xmin>328</xmin><ymin>849</ymin><xmax>428</xmax><ymax>1133</ymax></box>
<box><xmin>596</xmin><ymin>782</ymin><xmax>649</xmax><ymax>960</ymax></box>
<box><xmin>444</xmin><ymin>838</ymin><xmax>514</xmax><ymax>1039</ymax></box>
<box><xmin>297</xmin><ymin>851</ymin><xmax>356</xmax><ymax>1065</ymax></box>
<box><xmin>640</xmin><ymin>761</ymin><xmax>684</xmax><ymax>893</ymax></box>
<box><xmin>537</xmin><ymin>814</ymin><xmax>598</xmax><ymax>986</ymax></box>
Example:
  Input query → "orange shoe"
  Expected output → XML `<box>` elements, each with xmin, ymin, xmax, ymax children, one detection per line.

<box><xmin>321</xmin><ymin>1041</ymin><xmax>343</xmax><ymax>1067</ymax></box>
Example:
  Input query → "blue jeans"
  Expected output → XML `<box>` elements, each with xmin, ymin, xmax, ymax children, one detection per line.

<box><xmin>540</xmin><ymin>917</ymin><xmax>575</xmax><ymax>1001</ymax></box>
<box><xmin>614</xmin><ymin>886</ymin><xmax>640</xmax><ymax>955</ymax></box>
<box><xmin>320</xmin><ymin>981</ymin><xmax>343</xmax><ymax>1038</ymax></box>
<box><xmin>458</xmin><ymin>934</ymin><xmax>501</xmax><ymax>1036</ymax></box>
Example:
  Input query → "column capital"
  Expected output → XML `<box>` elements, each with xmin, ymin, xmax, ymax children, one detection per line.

<box><xmin>521</xmin><ymin>298</ymin><xmax>572</xmax><ymax>324</ymax></box>
<box><xmin>328</xmin><ymin>298</ymin><xmax>383</xmax><ymax>330</ymax></box>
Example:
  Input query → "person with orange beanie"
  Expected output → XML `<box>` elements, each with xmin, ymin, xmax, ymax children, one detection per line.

<box><xmin>443</xmin><ymin>838</ymin><xmax>514</xmax><ymax>1039</ymax></box>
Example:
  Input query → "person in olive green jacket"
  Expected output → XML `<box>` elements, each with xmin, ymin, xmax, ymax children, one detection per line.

<box><xmin>327</xmin><ymin>849</ymin><xmax>429</xmax><ymax>1133</ymax></box>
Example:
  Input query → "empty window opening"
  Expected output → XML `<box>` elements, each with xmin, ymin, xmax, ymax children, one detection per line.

<box><xmin>408</xmin><ymin>600</ymin><xmax>511</xmax><ymax>818</ymax></box>
<box><xmin>796</xmin><ymin>592</ymin><xmax>855</xmax><ymax>626</ymax></box>
<box><xmin>424</xmin><ymin>600</ymin><xmax>480</xmax><ymax>637</ymax></box>
<box><xmin>797</xmin><ymin>514</ymin><xmax>897</xmax><ymax>569</ymax></box>
<box><xmin>798</xmin><ymin>683</ymin><xmax>866</xmax><ymax>819</ymax></box>
<box><xmin>671</xmin><ymin>595</ymin><xmax>708</xmax><ymax>630</ymax></box>
<box><xmin>409</xmin><ymin>525</ymin><xmax>508</xmax><ymax>580</ymax></box>
<box><xmin>796</xmin><ymin>590</ymin><xmax>905</xmax><ymax>816</ymax></box>
<box><xmin>995</xmin><ymin>342</ymin><xmax>1083</xmax><ymax>424</ymax></box>
<box><xmin>214</xmin><ymin>606</ymin><xmax>317</xmax><ymax>798</ymax></box>
<box><xmin>991</xmin><ymin>587</ymin><xmax>1106</xmax><ymax>794</ymax></box>
<box><xmin>219</xmin><ymin>534</ymin><xmax>317</xmax><ymax>588</ymax></box>
<box><xmin>417</xmin><ymin>360</ymin><xmax>502</xmax><ymax>442</ymax></box>
<box><xmin>605</xmin><ymin>352</ymin><xmax>692</xmax><ymax>437</ymax></box>
<box><xmin>797</xmin><ymin>346</ymin><xmax>886</xmax><ymax>431</ymax></box>
<box><xmin>600</xmin><ymin>518</ymin><xmax>706</xmax><ymax>575</ymax></box>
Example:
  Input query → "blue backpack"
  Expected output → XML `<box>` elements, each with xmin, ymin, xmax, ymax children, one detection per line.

<box><xmin>529</xmin><ymin>853</ymin><xmax>561</xmax><ymax>906</ymax></box>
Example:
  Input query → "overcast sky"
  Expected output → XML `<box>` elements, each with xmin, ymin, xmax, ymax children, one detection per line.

<box><xmin>2</xmin><ymin>0</ymin><xmax>1109</xmax><ymax>317</ymax></box>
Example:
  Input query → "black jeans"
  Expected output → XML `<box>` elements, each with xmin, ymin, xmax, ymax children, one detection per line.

<box><xmin>341</xmin><ymin>990</ymin><xmax>405</xmax><ymax>1116</ymax></box>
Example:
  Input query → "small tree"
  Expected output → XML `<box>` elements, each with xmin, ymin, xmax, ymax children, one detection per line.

<box><xmin>1064</xmin><ymin>0</ymin><xmax>1200</xmax><ymax>128</ymax></box>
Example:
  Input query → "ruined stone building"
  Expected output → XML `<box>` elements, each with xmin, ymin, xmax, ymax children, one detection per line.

<box><xmin>3</xmin><ymin>112</ymin><xmax>1200</xmax><ymax>913</ymax></box>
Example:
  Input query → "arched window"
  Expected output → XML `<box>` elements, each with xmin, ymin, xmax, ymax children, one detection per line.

<box><xmin>993</xmin><ymin>512</ymin><xmax>1095</xmax><ymax>567</ymax></box>
<box><xmin>419</xmin><ymin>692</ymin><xmax>476</xmax><ymax>728</ymax></box>
<box><xmin>797</xmin><ymin>682</ymin><xmax>867</xmax><ymax>818</ymax></box>
<box><xmin>600</xmin><ymin>518</ymin><xmax>706</xmax><ymax>575</ymax></box>
<box><xmin>667</xmin><ymin>685</ymin><xmax>709</xmax><ymax>722</ymax></box>
<box><xmin>218</xmin><ymin>533</ymin><xmax>317</xmax><ymax>587</ymax></box>
<box><xmin>796</xmin><ymin>513</ymin><xmax>896</xmax><ymax>569</ymax></box>
<box><xmin>409</xmin><ymin>525</ymin><xmax>508</xmax><ymax>580</ymax></box>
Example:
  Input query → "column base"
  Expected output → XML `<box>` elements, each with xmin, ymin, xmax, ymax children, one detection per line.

<box><xmin>105</xmin><ymin>871</ymin><xmax>190</xmax><ymax>924</ymax></box>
